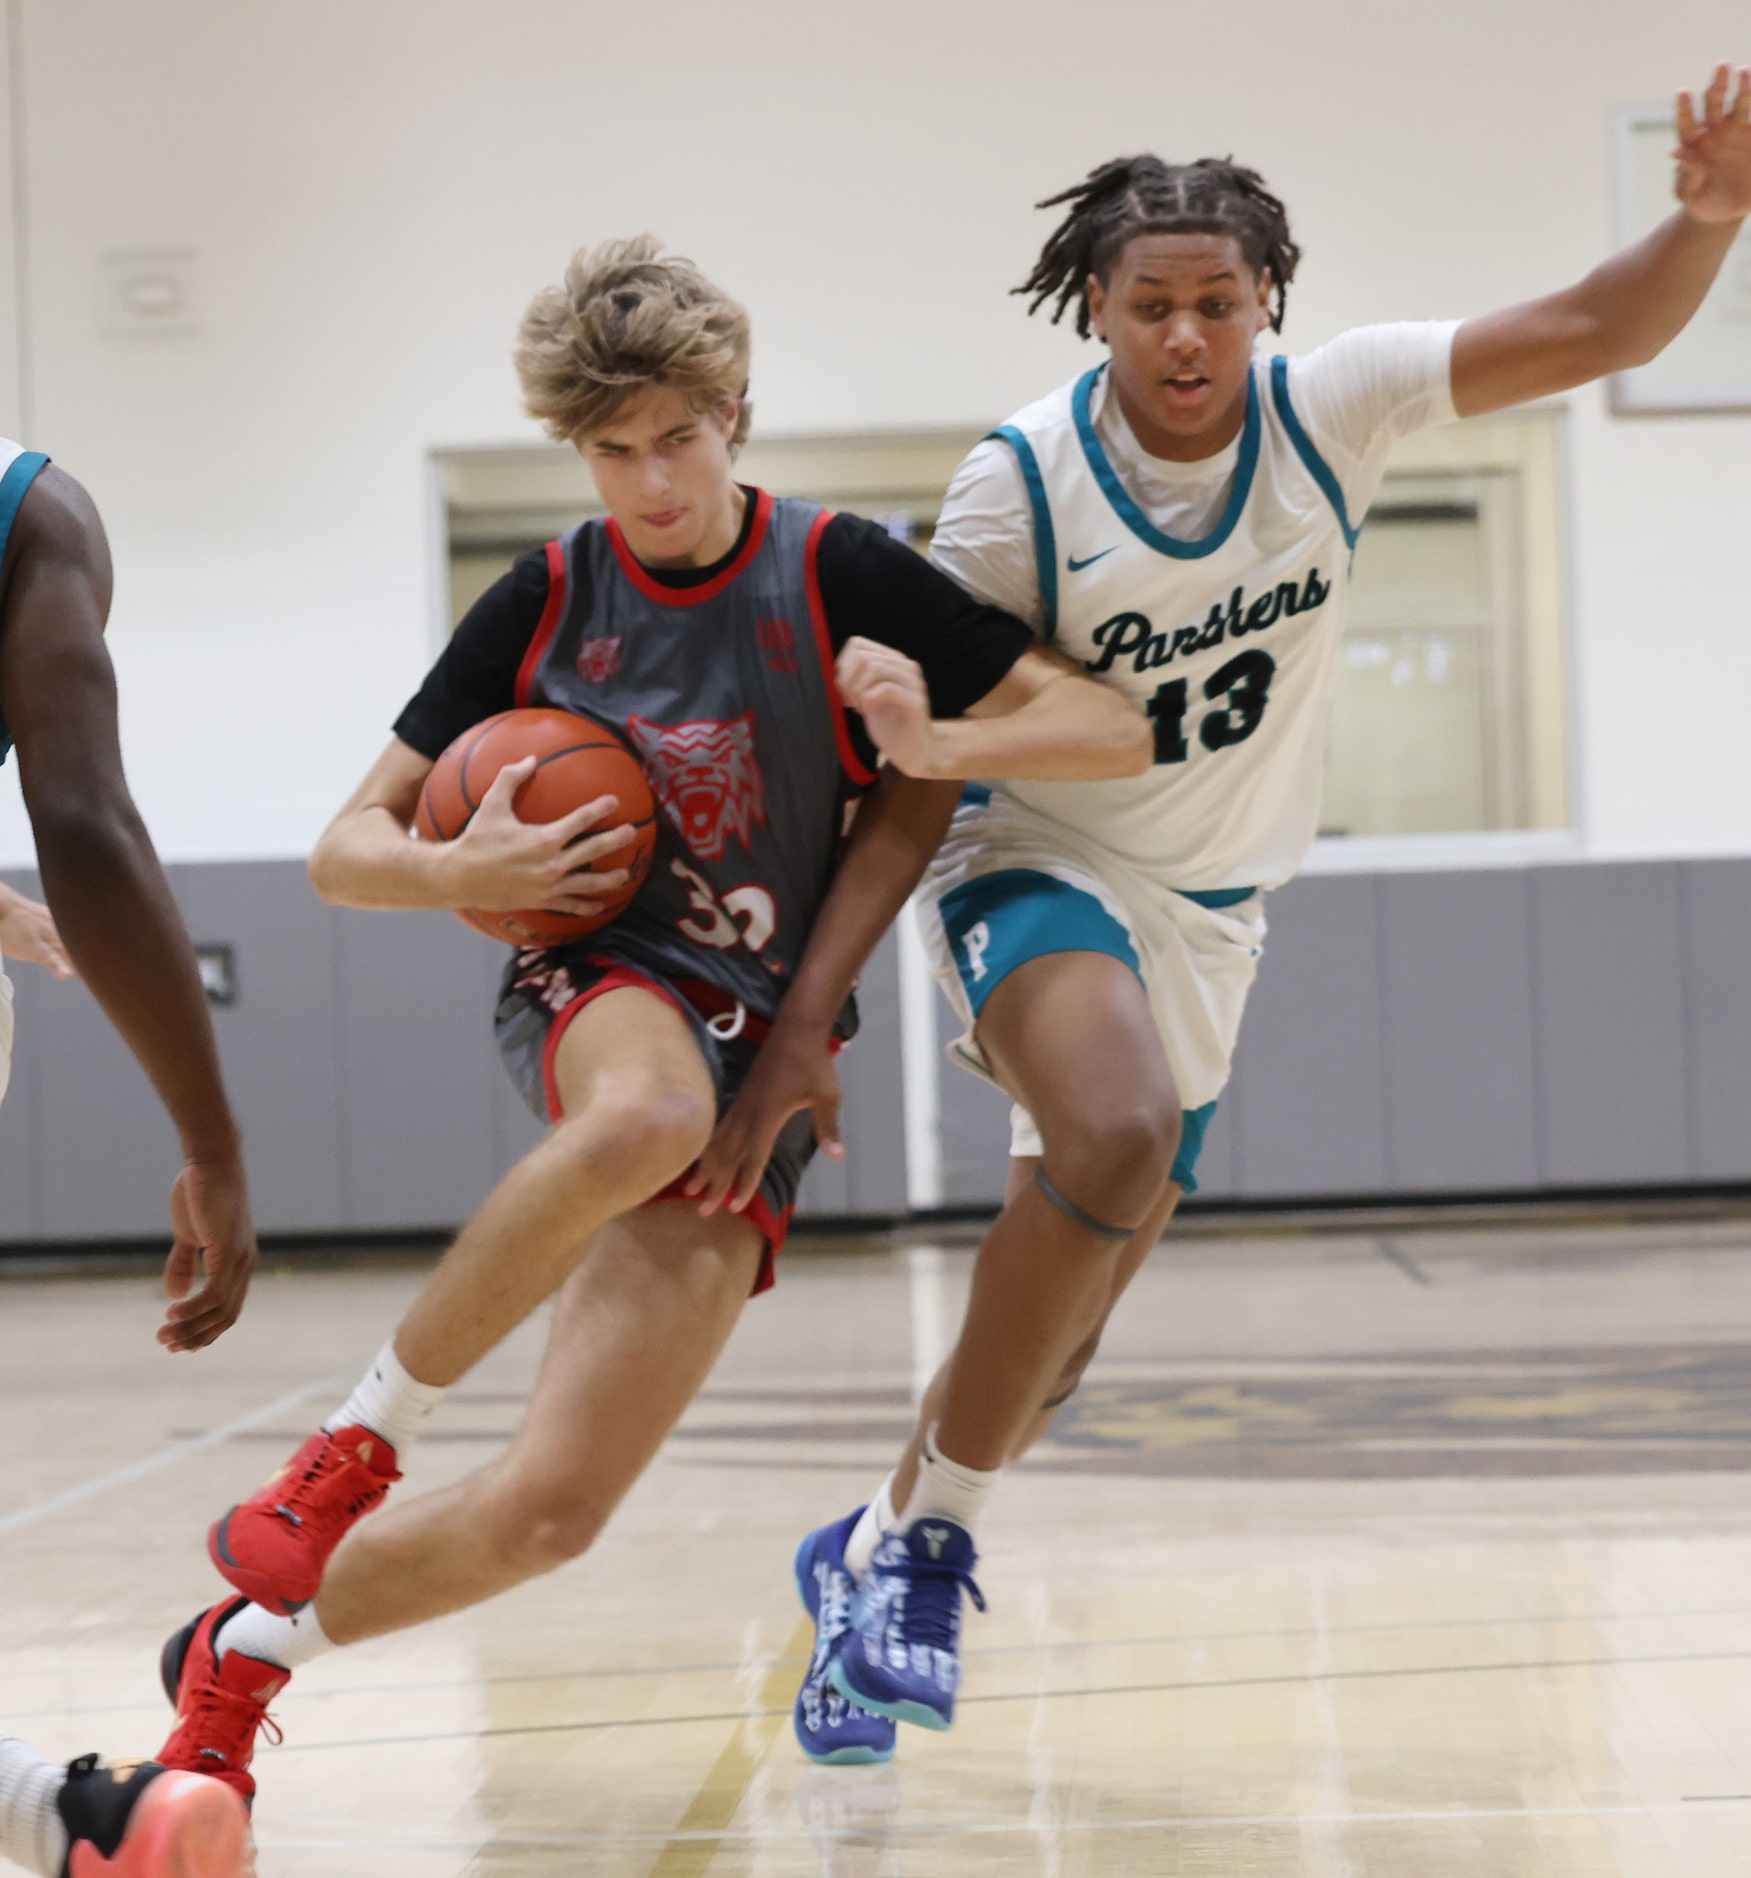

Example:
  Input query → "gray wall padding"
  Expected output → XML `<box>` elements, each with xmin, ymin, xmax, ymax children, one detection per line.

<box><xmin>2</xmin><ymin>856</ymin><xmax>1748</xmax><ymax>1240</ymax></box>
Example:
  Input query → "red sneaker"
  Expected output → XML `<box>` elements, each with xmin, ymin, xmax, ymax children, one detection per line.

<box><xmin>208</xmin><ymin>1424</ymin><xmax>401</xmax><ymax>1615</ymax></box>
<box><xmin>57</xmin><ymin>1755</ymin><xmax>250</xmax><ymax>1878</ymax></box>
<box><xmin>156</xmin><ymin>1599</ymin><xmax>286</xmax><ymax>1805</ymax></box>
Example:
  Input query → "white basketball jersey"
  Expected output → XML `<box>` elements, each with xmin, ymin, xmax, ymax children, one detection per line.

<box><xmin>934</xmin><ymin>326</ymin><xmax>1457</xmax><ymax>891</ymax></box>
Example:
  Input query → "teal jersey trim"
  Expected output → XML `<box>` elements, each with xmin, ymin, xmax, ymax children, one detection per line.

<box><xmin>1268</xmin><ymin>356</ymin><xmax>1360</xmax><ymax>552</ymax></box>
<box><xmin>987</xmin><ymin>425</ymin><xmax>1058</xmax><ymax>641</ymax></box>
<box><xmin>959</xmin><ymin>783</ymin><xmax>992</xmax><ymax>809</ymax></box>
<box><xmin>1174</xmin><ymin>885</ymin><xmax>1257</xmax><ymax>910</ymax></box>
<box><xmin>1071</xmin><ymin>363</ymin><xmax>1260</xmax><ymax>561</ymax></box>
<box><xmin>1171</xmin><ymin>1099</ymin><xmax>1218</xmax><ymax>1194</ymax></box>
<box><xmin>0</xmin><ymin>451</ymin><xmax>51</xmax><ymax>767</ymax></box>
<box><xmin>0</xmin><ymin>451</ymin><xmax>49</xmax><ymax>563</ymax></box>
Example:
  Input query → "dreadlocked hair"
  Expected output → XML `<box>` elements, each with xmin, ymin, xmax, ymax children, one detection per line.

<box><xmin>1015</xmin><ymin>155</ymin><xmax>1301</xmax><ymax>338</ymax></box>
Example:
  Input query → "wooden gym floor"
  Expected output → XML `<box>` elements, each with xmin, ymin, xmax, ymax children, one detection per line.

<box><xmin>9</xmin><ymin>1205</ymin><xmax>1751</xmax><ymax>1876</ymax></box>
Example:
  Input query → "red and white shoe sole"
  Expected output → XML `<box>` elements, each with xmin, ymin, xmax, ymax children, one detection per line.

<box><xmin>69</xmin><ymin>1772</ymin><xmax>251</xmax><ymax>1878</ymax></box>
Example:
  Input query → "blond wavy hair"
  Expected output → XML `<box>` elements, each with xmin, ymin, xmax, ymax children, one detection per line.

<box><xmin>515</xmin><ymin>236</ymin><xmax>752</xmax><ymax>448</ymax></box>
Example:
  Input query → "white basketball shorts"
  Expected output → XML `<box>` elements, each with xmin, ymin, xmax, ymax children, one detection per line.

<box><xmin>916</xmin><ymin>788</ymin><xmax>1266</xmax><ymax>1187</ymax></box>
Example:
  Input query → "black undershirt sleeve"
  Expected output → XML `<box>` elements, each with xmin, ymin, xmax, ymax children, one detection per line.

<box><xmin>812</xmin><ymin>513</ymin><xmax>1033</xmax><ymax>721</ymax></box>
<box><xmin>392</xmin><ymin>547</ymin><xmax>562</xmax><ymax>759</ymax></box>
<box><xmin>393</xmin><ymin>507</ymin><xmax>1031</xmax><ymax>770</ymax></box>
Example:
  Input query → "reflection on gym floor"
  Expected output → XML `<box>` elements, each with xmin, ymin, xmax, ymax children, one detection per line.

<box><xmin>9</xmin><ymin>1207</ymin><xmax>1751</xmax><ymax>1876</ymax></box>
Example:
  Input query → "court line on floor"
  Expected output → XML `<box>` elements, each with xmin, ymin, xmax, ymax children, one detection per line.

<box><xmin>641</xmin><ymin>1618</ymin><xmax>811</xmax><ymax>1878</ymax></box>
<box><xmin>0</xmin><ymin>1370</ymin><xmax>351</xmax><ymax>1537</ymax></box>
<box><xmin>258</xmin><ymin>1641</ymin><xmax>1751</xmax><ymax>1756</ymax></box>
<box><xmin>15</xmin><ymin>1598</ymin><xmax>1751</xmax><ymax>1723</ymax></box>
<box><xmin>251</xmin><ymin>1793</ymin><xmax>1751</xmax><ymax>1853</ymax></box>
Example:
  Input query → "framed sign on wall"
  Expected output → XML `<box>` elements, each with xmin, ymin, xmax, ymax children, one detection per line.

<box><xmin>1611</xmin><ymin>105</ymin><xmax>1751</xmax><ymax>414</ymax></box>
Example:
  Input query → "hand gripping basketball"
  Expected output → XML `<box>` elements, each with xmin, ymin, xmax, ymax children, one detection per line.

<box><xmin>416</xmin><ymin>708</ymin><xmax>659</xmax><ymax>944</ymax></box>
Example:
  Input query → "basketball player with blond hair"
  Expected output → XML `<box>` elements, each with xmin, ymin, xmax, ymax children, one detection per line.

<box><xmin>153</xmin><ymin>235</ymin><xmax>1149</xmax><ymax>1791</ymax></box>
<box><xmin>695</xmin><ymin>64</ymin><xmax>1751</xmax><ymax>1748</ymax></box>
<box><xmin>0</xmin><ymin>446</ymin><xmax>254</xmax><ymax>1873</ymax></box>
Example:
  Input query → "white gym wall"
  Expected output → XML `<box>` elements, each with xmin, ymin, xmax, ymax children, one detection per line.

<box><xmin>0</xmin><ymin>0</ymin><xmax>1744</xmax><ymax>867</ymax></box>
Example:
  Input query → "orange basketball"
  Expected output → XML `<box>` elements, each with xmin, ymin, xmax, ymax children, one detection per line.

<box><xmin>416</xmin><ymin>707</ymin><xmax>658</xmax><ymax>945</ymax></box>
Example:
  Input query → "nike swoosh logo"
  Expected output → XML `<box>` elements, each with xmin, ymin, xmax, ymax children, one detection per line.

<box><xmin>1067</xmin><ymin>548</ymin><xmax>1118</xmax><ymax>572</ymax></box>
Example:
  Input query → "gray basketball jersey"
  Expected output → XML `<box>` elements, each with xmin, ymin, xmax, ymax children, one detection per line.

<box><xmin>514</xmin><ymin>489</ymin><xmax>875</xmax><ymax>1020</ymax></box>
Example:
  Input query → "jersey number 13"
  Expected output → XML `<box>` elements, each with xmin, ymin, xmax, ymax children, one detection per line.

<box><xmin>1146</xmin><ymin>649</ymin><xmax>1276</xmax><ymax>765</ymax></box>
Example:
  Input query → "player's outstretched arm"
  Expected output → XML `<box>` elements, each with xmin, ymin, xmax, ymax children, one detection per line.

<box><xmin>688</xmin><ymin>767</ymin><xmax>963</xmax><ymax>1214</ymax></box>
<box><xmin>839</xmin><ymin>640</ymin><xmax>1151</xmax><ymax>783</ymax></box>
<box><xmin>308</xmin><ymin>737</ymin><xmax>636</xmax><ymax>917</ymax></box>
<box><xmin>0</xmin><ymin>466</ymin><xmax>254</xmax><ymax>1349</ymax></box>
<box><xmin>1452</xmin><ymin>63</ymin><xmax>1750</xmax><ymax>416</ymax></box>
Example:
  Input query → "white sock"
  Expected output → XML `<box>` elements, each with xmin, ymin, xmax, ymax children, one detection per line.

<box><xmin>898</xmin><ymin>1425</ymin><xmax>1000</xmax><ymax>1536</ymax></box>
<box><xmin>325</xmin><ymin>1339</ymin><xmax>446</xmax><ymax>1456</ymax></box>
<box><xmin>842</xmin><ymin>1473</ymin><xmax>900</xmax><ymax>1581</ymax></box>
<box><xmin>0</xmin><ymin>1736</ymin><xmax>68</xmax><ymax>1878</ymax></box>
<box><xmin>217</xmin><ymin>1599</ymin><xmax>336</xmax><ymax>1673</ymax></box>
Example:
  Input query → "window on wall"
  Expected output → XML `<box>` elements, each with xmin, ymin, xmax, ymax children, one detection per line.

<box><xmin>435</xmin><ymin>406</ymin><xmax>1570</xmax><ymax>840</ymax></box>
<box><xmin>1321</xmin><ymin>408</ymin><xmax>1570</xmax><ymax>837</ymax></box>
<box><xmin>437</xmin><ymin>430</ymin><xmax>983</xmax><ymax>630</ymax></box>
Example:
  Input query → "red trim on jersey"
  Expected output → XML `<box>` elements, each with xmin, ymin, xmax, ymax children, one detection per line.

<box><xmin>513</xmin><ymin>539</ymin><xmax>570</xmax><ymax>708</ymax></box>
<box><xmin>606</xmin><ymin>488</ymin><xmax>775</xmax><ymax>608</ymax></box>
<box><xmin>803</xmin><ymin>509</ymin><xmax>878</xmax><ymax>788</ymax></box>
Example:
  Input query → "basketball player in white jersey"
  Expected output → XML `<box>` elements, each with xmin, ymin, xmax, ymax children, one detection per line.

<box><xmin>692</xmin><ymin>63</ymin><xmax>1751</xmax><ymax>1745</ymax></box>
<box><xmin>0</xmin><ymin>444</ymin><xmax>254</xmax><ymax>1871</ymax></box>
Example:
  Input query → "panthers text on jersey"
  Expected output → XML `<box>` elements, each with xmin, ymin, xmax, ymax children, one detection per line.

<box><xmin>931</xmin><ymin>324</ymin><xmax>1458</xmax><ymax>891</ymax></box>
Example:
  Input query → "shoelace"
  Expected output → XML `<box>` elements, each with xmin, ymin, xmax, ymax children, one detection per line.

<box><xmin>272</xmin><ymin>1445</ymin><xmax>391</xmax><ymax>1530</ymax></box>
<box><xmin>882</xmin><ymin>1558</ymin><xmax>987</xmax><ymax>1653</ymax></box>
<box><xmin>181</xmin><ymin>1683</ymin><xmax>284</xmax><ymax>1768</ymax></box>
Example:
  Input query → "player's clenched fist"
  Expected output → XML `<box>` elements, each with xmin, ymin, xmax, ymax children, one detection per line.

<box><xmin>836</xmin><ymin>636</ymin><xmax>945</xmax><ymax>778</ymax></box>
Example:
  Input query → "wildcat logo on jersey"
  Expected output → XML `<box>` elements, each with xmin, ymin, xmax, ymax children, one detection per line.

<box><xmin>1087</xmin><ymin>567</ymin><xmax>1332</xmax><ymax>677</ymax></box>
<box><xmin>576</xmin><ymin>636</ymin><xmax>623</xmax><ymax>684</ymax></box>
<box><xmin>626</xmin><ymin>712</ymin><xmax>767</xmax><ymax>862</ymax></box>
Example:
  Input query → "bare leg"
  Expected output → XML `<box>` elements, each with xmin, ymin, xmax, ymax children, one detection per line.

<box><xmin>1007</xmin><ymin>1171</ymin><xmax>1183</xmax><ymax>1459</ymax></box>
<box><xmin>894</xmin><ymin>1166</ymin><xmax>1184</xmax><ymax>1505</ymax></box>
<box><xmin>925</xmin><ymin>951</ymin><xmax>1182</xmax><ymax>1476</ymax></box>
<box><xmin>394</xmin><ymin>987</ymin><xmax>717</xmax><ymax>1386</ymax></box>
<box><xmin>315</xmin><ymin>1202</ymin><xmax>764</xmax><ymax>1643</ymax></box>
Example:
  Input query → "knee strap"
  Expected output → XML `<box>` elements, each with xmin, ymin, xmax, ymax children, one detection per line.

<box><xmin>1032</xmin><ymin>1165</ymin><xmax>1136</xmax><ymax>1242</ymax></box>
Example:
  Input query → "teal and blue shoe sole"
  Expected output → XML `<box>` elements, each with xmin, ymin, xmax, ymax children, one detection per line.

<box><xmin>804</xmin><ymin>1736</ymin><xmax>895</xmax><ymax>1764</ymax></box>
<box><xmin>826</xmin><ymin>1652</ymin><xmax>951</xmax><ymax>1732</ymax></box>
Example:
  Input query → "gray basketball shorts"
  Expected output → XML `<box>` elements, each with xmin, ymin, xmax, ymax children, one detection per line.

<box><xmin>494</xmin><ymin>942</ymin><xmax>817</xmax><ymax>1294</ymax></box>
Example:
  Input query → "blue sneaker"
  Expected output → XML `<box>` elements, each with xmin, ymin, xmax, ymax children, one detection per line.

<box><xmin>827</xmin><ymin>1516</ymin><xmax>986</xmax><ymax>1731</ymax></box>
<box><xmin>792</xmin><ymin>1508</ymin><xmax>897</xmax><ymax>1765</ymax></box>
